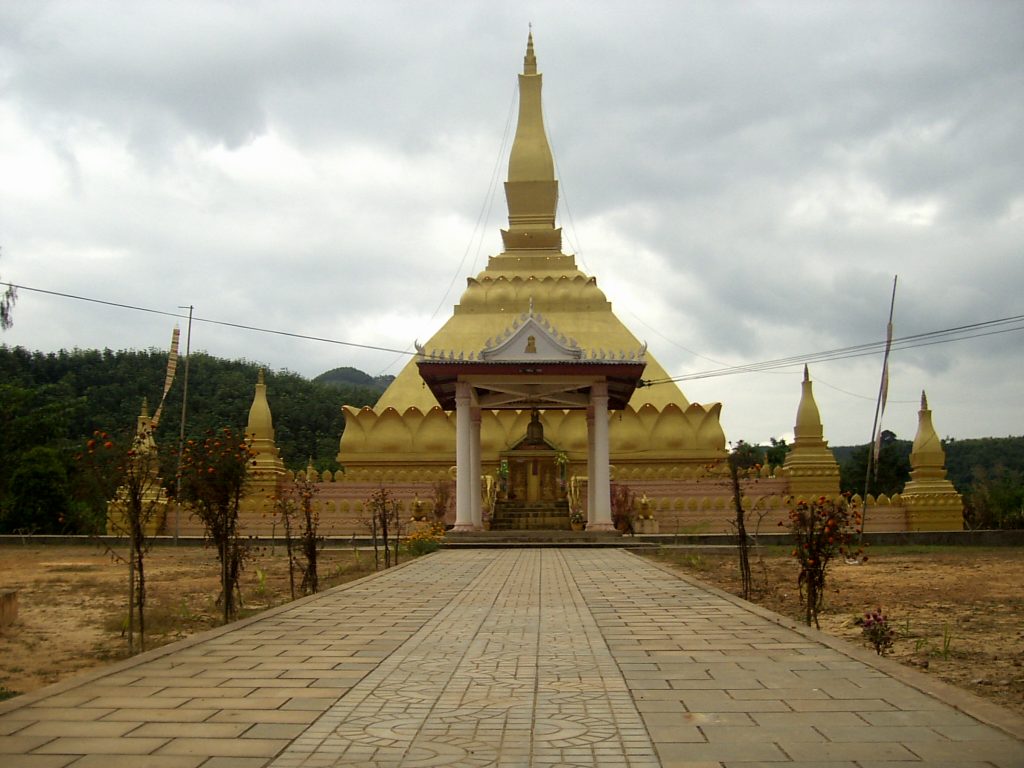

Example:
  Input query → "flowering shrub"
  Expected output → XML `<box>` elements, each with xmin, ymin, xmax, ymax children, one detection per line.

<box><xmin>859</xmin><ymin>608</ymin><xmax>895</xmax><ymax>656</ymax></box>
<box><xmin>176</xmin><ymin>427</ymin><xmax>256</xmax><ymax>623</ymax></box>
<box><xmin>784</xmin><ymin>494</ymin><xmax>864</xmax><ymax>627</ymax></box>
<box><xmin>403</xmin><ymin>522</ymin><xmax>445</xmax><ymax>557</ymax></box>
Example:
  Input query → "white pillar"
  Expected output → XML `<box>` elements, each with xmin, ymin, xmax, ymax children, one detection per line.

<box><xmin>588</xmin><ymin>381</ymin><xmax>615</xmax><ymax>531</ymax></box>
<box><xmin>453</xmin><ymin>381</ymin><xmax>474</xmax><ymax>531</ymax></box>
<box><xmin>470</xmin><ymin>407</ymin><xmax>482</xmax><ymax>530</ymax></box>
<box><xmin>586</xmin><ymin>408</ymin><xmax>596</xmax><ymax>525</ymax></box>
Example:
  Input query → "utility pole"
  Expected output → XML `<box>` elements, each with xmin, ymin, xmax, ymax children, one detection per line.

<box><xmin>174</xmin><ymin>305</ymin><xmax>193</xmax><ymax>544</ymax></box>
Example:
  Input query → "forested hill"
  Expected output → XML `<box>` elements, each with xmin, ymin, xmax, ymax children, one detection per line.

<box><xmin>832</xmin><ymin>435</ymin><xmax>1024</xmax><ymax>496</ymax></box>
<box><xmin>314</xmin><ymin>366</ymin><xmax>394</xmax><ymax>392</ymax></box>
<box><xmin>0</xmin><ymin>345</ymin><xmax>381</xmax><ymax>475</ymax></box>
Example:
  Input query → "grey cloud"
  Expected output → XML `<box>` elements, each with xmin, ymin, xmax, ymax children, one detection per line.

<box><xmin>1</xmin><ymin>1</ymin><xmax>1021</xmax><ymax>444</ymax></box>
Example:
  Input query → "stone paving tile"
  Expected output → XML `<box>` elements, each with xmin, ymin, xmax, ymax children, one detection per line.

<box><xmin>268</xmin><ymin>550</ymin><xmax>659</xmax><ymax>767</ymax></box>
<box><xmin>568</xmin><ymin>548</ymin><xmax>1024</xmax><ymax>767</ymax></box>
<box><xmin>68</xmin><ymin>757</ymin><xmax>204</xmax><ymax>768</ymax></box>
<box><xmin>2</xmin><ymin>548</ymin><xmax>1024</xmax><ymax>767</ymax></box>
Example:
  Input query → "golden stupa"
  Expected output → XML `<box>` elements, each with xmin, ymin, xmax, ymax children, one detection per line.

<box><xmin>337</xmin><ymin>33</ymin><xmax>726</xmax><ymax>483</ymax></box>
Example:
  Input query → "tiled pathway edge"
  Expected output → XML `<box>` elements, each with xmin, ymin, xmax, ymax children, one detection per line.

<box><xmin>1</xmin><ymin>549</ymin><xmax>1022</xmax><ymax>767</ymax></box>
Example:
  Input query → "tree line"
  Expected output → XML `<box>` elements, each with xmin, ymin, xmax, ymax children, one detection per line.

<box><xmin>1</xmin><ymin>343</ymin><xmax>1021</xmax><ymax>534</ymax></box>
<box><xmin>739</xmin><ymin>430</ymin><xmax>1024</xmax><ymax>529</ymax></box>
<box><xmin>0</xmin><ymin>345</ymin><xmax>382</xmax><ymax>534</ymax></box>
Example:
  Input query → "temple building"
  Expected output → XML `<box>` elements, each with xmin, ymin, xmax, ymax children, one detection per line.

<box><xmin>336</xmin><ymin>34</ymin><xmax>727</xmax><ymax>500</ymax></box>
<box><xmin>161</xmin><ymin>34</ymin><xmax>963</xmax><ymax>537</ymax></box>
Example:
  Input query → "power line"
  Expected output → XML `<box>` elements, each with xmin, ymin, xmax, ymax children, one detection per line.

<box><xmin>6</xmin><ymin>283</ymin><xmax>417</xmax><ymax>358</ymax></box>
<box><xmin>641</xmin><ymin>314</ymin><xmax>1024</xmax><ymax>387</ymax></box>
<box><xmin>8</xmin><ymin>281</ymin><xmax>1022</xmax><ymax>390</ymax></box>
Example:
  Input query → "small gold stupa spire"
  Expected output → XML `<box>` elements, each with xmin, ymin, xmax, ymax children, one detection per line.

<box><xmin>793</xmin><ymin>365</ymin><xmax>824</xmax><ymax>446</ymax></box>
<box><xmin>135</xmin><ymin>397</ymin><xmax>157</xmax><ymax>452</ymax></box>
<box><xmin>783</xmin><ymin>366</ymin><xmax>840</xmax><ymax>496</ymax></box>
<box><xmin>909</xmin><ymin>389</ymin><xmax>946</xmax><ymax>479</ymax></box>
<box><xmin>902</xmin><ymin>390</ymin><xmax>963</xmax><ymax>529</ymax></box>
<box><xmin>246</xmin><ymin>368</ymin><xmax>275</xmax><ymax>443</ymax></box>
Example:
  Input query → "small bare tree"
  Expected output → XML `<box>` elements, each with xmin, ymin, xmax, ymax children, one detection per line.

<box><xmin>610</xmin><ymin>483</ymin><xmax>637</xmax><ymax>535</ymax></box>
<box><xmin>77</xmin><ymin>418</ymin><xmax>165</xmax><ymax>652</ymax></box>
<box><xmin>365</xmin><ymin>487</ymin><xmax>401</xmax><ymax>569</ymax></box>
<box><xmin>275</xmin><ymin>475</ymin><xmax>323</xmax><ymax>598</ymax></box>
<box><xmin>431</xmin><ymin>479</ymin><xmax>452</xmax><ymax>523</ymax></box>
<box><xmin>725</xmin><ymin>440</ymin><xmax>767</xmax><ymax>600</ymax></box>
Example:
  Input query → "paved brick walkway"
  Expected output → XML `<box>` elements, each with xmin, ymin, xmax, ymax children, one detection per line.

<box><xmin>1</xmin><ymin>549</ymin><xmax>1022</xmax><ymax>767</ymax></box>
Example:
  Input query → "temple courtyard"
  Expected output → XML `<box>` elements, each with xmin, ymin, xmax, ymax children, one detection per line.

<box><xmin>1</xmin><ymin>548</ymin><xmax>1023</xmax><ymax>767</ymax></box>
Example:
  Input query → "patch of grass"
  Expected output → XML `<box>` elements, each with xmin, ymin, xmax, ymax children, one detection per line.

<box><xmin>145</xmin><ymin>598</ymin><xmax>210</xmax><ymax>636</ymax></box>
<box><xmin>45</xmin><ymin>563</ymin><xmax>99</xmax><ymax>573</ymax></box>
<box><xmin>861</xmin><ymin>545</ymin><xmax>1007</xmax><ymax>557</ymax></box>
<box><xmin>42</xmin><ymin>575</ymin><xmax>109</xmax><ymax>589</ymax></box>
<box><xmin>0</xmin><ymin>685</ymin><xmax>20</xmax><ymax>701</ymax></box>
<box><xmin>323</xmin><ymin>559</ymin><xmax>377</xmax><ymax>586</ymax></box>
<box><xmin>102</xmin><ymin>612</ymin><xmax>129</xmax><ymax>635</ymax></box>
<box><xmin>93</xmin><ymin>645</ymin><xmax>132</xmax><ymax>663</ymax></box>
<box><xmin>652</xmin><ymin>550</ymin><xmax>717</xmax><ymax>572</ymax></box>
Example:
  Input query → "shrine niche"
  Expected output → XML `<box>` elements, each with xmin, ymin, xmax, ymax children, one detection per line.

<box><xmin>502</xmin><ymin>410</ymin><xmax>564</xmax><ymax>503</ymax></box>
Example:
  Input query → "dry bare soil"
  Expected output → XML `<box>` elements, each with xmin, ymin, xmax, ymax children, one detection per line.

<box><xmin>650</xmin><ymin>545</ymin><xmax>1024</xmax><ymax>719</ymax></box>
<box><xmin>0</xmin><ymin>542</ymin><xmax>377</xmax><ymax>699</ymax></box>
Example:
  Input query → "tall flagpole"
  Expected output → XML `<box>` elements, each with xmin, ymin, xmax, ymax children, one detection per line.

<box><xmin>862</xmin><ymin>276</ymin><xmax>897</xmax><ymax>537</ymax></box>
<box><xmin>174</xmin><ymin>305</ymin><xmax>193</xmax><ymax>544</ymax></box>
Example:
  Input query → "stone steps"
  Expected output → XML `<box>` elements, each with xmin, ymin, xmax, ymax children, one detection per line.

<box><xmin>491</xmin><ymin>500</ymin><xmax>570</xmax><ymax>531</ymax></box>
<box><xmin>442</xmin><ymin>530</ymin><xmax>654</xmax><ymax>549</ymax></box>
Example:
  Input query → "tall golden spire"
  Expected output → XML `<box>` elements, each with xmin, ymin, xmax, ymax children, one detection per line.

<box><xmin>501</xmin><ymin>30</ymin><xmax>561</xmax><ymax>252</ymax></box>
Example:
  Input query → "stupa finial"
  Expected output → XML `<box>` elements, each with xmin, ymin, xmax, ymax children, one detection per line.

<box><xmin>921</xmin><ymin>389</ymin><xmax>928</xmax><ymax>410</ymax></box>
<box><xmin>524</xmin><ymin>27</ymin><xmax>536</xmax><ymax>75</ymax></box>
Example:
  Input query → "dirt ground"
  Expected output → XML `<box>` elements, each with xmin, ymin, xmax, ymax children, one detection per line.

<box><xmin>1</xmin><ymin>544</ymin><xmax>1022</xmax><ymax>722</ymax></box>
<box><xmin>0</xmin><ymin>542</ymin><xmax>377</xmax><ymax>699</ymax></box>
<box><xmin>650</xmin><ymin>545</ymin><xmax>1024</xmax><ymax>719</ymax></box>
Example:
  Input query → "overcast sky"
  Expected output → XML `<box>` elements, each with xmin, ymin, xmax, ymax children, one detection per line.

<box><xmin>1</xmin><ymin>1</ymin><xmax>1021</xmax><ymax>447</ymax></box>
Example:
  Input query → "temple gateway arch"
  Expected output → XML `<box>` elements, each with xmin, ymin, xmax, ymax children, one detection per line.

<box><xmin>416</xmin><ymin>310</ymin><xmax>645</xmax><ymax>531</ymax></box>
